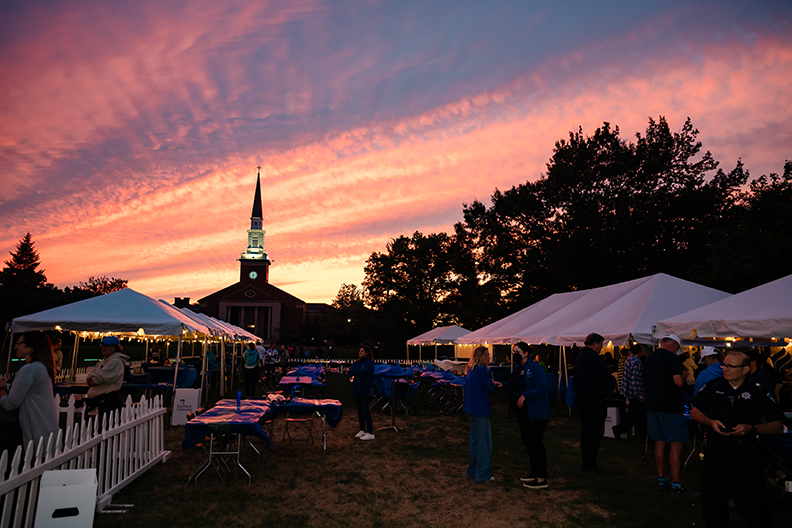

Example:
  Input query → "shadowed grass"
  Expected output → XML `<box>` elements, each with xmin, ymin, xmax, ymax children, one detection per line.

<box><xmin>94</xmin><ymin>375</ymin><xmax>791</xmax><ymax>527</ymax></box>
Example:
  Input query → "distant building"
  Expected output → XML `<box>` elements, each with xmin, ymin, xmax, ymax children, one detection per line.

<box><xmin>197</xmin><ymin>168</ymin><xmax>318</xmax><ymax>342</ymax></box>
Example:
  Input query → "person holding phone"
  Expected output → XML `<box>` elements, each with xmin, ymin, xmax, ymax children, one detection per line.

<box><xmin>691</xmin><ymin>351</ymin><xmax>784</xmax><ymax>528</ymax></box>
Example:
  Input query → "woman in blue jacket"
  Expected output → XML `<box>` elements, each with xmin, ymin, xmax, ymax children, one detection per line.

<box><xmin>463</xmin><ymin>347</ymin><xmax>502</xmax><ymax>482</ymax></box>
<box><xmin>349</xmin><ymin>346</ymin><xmax>375</xmax><ymax>441</ymax></box>
<box><xmin>513</xmin><ymin>342</ymin><xmax>550</xmax><ymax>489</ymax></box>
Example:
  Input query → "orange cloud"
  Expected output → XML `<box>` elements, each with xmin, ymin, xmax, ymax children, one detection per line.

<box><xmin>1</xmin><ymin>4</ymin><xmax>790</xmax><ymax>305</ymax></box>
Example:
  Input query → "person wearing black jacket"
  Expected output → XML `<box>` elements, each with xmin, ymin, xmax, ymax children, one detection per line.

<box><xmin>573</xmin><ymin>333</ymin><xmax>616</xmax><ymax>473</ymax></box>
<box><xmin>692</xmin><ymin>351</ymin><xmax>784</xmax><ymax>527</ymax></box>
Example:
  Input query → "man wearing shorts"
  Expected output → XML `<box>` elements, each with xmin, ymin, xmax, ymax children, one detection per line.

<box><xmin>643</xmin><ymin>334</ymin><xmax>689</xmax><ymax>494</ymax></box>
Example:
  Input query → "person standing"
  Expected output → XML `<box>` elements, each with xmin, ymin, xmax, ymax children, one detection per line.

<box><xmin>0</xmin><ymin>332</ymin><xmax>59</xmax><ymax>451</ymax></box>
<box><xmin>348</xmin><ymin>346</ymin><xmax>375</xmax><ymax>441</ymax></box>
<box><xmin>644</xmin><ymin>334</ymin><xmax>689</xmax><ymax>493</ymax></box>
<box><xmin>573</xmin><ymin>333</ymin><xmax>616</xmax><ymax>473</ymax></box>
<box><xmin>691</xmin><ymin>351</ymin><xmax>784</xmax><ymax>527</ymax></box>
<box><xmin>149</xmin><ymin>342</ymin><xmax>162</xmax><ymax>363</ymax></box>
<box><xmin>747</xmin><ymin>349</ymin><xmax>776</xmax><ymax>399</ymax></box>
<box><xmin>256</xmin><ymin>342</ymin><xmax>268</xmax><ymax>370</ymax></box>
<box><xmin>512</xmin><ymin>342</ymin><xmax>550</xmax><ymax>489</ymax></box>
<box><xmin>51</xmin><ymin>337</ymin><xmax>64</xmax><ymax>376</ymax></box>
<box><xmin>464</xmin><ymin>347</ymin><xmax>503</xmax><ymax>482</ymax></box>
<box><xmin>279</xmin><ymin>345</ymin><xmax>290</xmax><ymax>374</ymax></box>
<box><xmin>612</xmin><ymin>344</ymin><xmax>647</xmax><ymax>442</ymax></box>
<box><xmin>693</xmin><ymin>347</ymin><xmax>723</xmax><ymax>394</ymax></box>
<box><xmin>243</xmin><ymin>343</ymin><xmax>260</xmax><ymax>397</ymax></box>
<box><xmin>86</xmin><ymin>336</ymin><xmax>129</xmax><ymax>425</ymax></box>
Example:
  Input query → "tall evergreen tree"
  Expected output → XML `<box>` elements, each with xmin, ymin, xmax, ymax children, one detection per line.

<box><xmin>0</xmin><ymin>233</ymin><xmax>47</xmax><ymax>291</ymax></box>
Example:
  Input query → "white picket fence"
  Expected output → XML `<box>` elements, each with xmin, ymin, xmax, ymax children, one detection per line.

<box><xmin>0</xmin><ymin>394</ymin><xmax>170</xmax><ymax>527</ymax></box>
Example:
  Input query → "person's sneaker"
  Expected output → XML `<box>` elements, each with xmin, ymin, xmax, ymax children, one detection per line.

<box><xmin>670</xmin><ymin>482</ymin><xmax>687</xmax><ymax>494</ymax></box>
<box><xmin>657</xmin><ymin>476</ymin><xmax>668</xmax><ymax>489</ymax></box>
<box><xmin>519</xmin><ymin>474</ymin><xmax>536</xmax><ymax>483</ymax></box>
<box><xmin>354</xmin><ymin>430</ymin><xmax>366</xmax><ymax>438</ymax></box>
<box><xmin>360</xmin><ymin>433</ymin><xmax>375</xmax><ymax>441</ymax></box>
<box><xmin>522</xmin><ymin>479</ymin><xmax>548</xmax><ymax>489</ymax></box>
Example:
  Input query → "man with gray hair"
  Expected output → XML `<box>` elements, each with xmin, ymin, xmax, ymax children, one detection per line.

<box><xmin>643</xmin><ymin>334</ymin><xmax>689</xmax><ymax>493</ymax></box>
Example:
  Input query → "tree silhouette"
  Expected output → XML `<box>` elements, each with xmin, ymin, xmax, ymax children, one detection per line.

<box><xmin>0</xmin><ymin>232</ymin><xmax>48</xmax><ymax>291</ymax></box>
<box><xmin>359</xmin><ymin>116</ymin><xmax>788</xmax><ymax>343</ymax></box>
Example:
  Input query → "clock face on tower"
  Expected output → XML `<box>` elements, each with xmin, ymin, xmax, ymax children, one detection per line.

<box><xmin>249</xmin><ymin>271</ymin><xmax>258</xmax><ymax>280</ymax></box>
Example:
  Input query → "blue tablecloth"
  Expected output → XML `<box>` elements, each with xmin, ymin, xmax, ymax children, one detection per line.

<box><xmin>147</xmin><ymin>365</ymin><xmax>198</xmax><ymax>388</ymax></box>
<box><xmin>182</xmin><ymin>398</ymin><xmax>344</xmax><ymax>448</ymax></box>
<box><xmin>278</xmin><ymin>398</ymin><xmax>344</xmax><ymax>428</ymax></box>
<box><xmin>374</xmin><ymin>365</ymin><xmax>415</xmax><ymax>397</ymax></box>
<box><xmin>288</xmin><ymin>366</ymin><xmax>326</xmax><ymax>379</ymax></box>
<box><xmin>183</xmin><ymin>399</ymin><xmax>273</xmax><ymax>447</ymax></box>
<box><xmin>279</xmin><ymin>375</ymin><xmax>325</xmax><ymax>391</ymax></box>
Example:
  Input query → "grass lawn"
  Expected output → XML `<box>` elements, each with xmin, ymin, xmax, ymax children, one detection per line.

<box><xmin>95</xmin><ymin>376</ymin><xmax>791</xmax><ymax>527</ymax></box>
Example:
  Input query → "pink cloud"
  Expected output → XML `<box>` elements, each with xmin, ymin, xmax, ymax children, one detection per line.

<box><xmin>1</xmin><ymin>3</ymin><xmax>790</xmax><ymax>305</ymax></box>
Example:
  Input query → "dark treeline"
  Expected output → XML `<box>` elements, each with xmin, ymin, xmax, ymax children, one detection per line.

<box><xmin>322</xmin><ymin>116</ymin><xmax>792</xmax><ymax>348</ymax></box>
<box><xmin>0</xmin><ymin>232</ymin><xmax>128</xmax><ymax>328</ymax></box>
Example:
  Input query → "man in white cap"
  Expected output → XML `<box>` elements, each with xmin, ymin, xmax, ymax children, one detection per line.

<box><xmin>643</xmin><ymin>334</ymin><xmax>689</xmax><ymax>494</ymax></box>
<box><xmin>85</xmin><ymin>336</ymin><xmax>129</xmax><ymax>424</ymax></box>
<box><xmin>693</xmin><ymin>346</ymin><xmax>723</xmax><ymax>394</ymax></box>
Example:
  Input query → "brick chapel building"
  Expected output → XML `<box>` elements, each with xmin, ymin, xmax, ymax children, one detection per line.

<box><xmin>195</xmin><ymin>168</ymin><xmax>312</xmax><ymax>342</ymax></box>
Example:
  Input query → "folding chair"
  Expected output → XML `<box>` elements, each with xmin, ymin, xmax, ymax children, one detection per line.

<box><xmin>282</xmin><ymin>412</ymin><xmax>314</xmax><ymax>444</ymax></box>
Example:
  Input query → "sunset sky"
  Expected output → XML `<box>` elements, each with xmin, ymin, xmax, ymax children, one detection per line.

<box><xmin>1</xmin><ymin>1</ymin><xmax>790</xmax><ymax>305</ymax></box>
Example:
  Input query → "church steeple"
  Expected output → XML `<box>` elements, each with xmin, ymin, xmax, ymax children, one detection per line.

<box><xmin>251</xmin><ymin>168</ymin><xmax>263</xmax><ymax>225</ymax></box>
<box><xmin>240</xmin><ymin>167</ymin><xmax>269</xmax><ymax>272</ymax></box>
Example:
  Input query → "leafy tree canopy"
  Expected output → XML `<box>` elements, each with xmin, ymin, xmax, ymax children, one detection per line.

<box><xmin>358</xmin><ymin>116</ymin><xmax>790</xmax><ymax>344</ymax></box>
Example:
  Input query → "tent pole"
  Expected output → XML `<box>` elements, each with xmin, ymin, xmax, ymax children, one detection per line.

<box><xmin>144</xmin><ymin>340</ymin><xmax>149</xmax><ymax>363</ymax></box>
<box><xmin>229</xmin><ymin>341</ymin><xmax>236</xmax><ymax>390</ymax></box>
<box><xmin>5</xmin><ymin>328</ymin><xmax>12</xmax><ymax>373</ymax></box>
<box><xmin>200</xmin><ymin>340</ymin><xmax>208</xmax><ymax>404</ymax></box>
<box><xmin>220</xmin><ymin>337</ymin><xmax>226</xmax><ymax>397</ymax></box>
<box><xmin>171</xmin><ymin>332</ymin><xmax>184</xmax><ymax>411</ymax></box>
<box><xmin>562</xmin><ymin>346</ymin><xmax>571</xmax><ymax>416</ymax></box>
<box><xmin>70</xmin><ymin>334</ymin><xmax>82</xmax><ymax>382</ymax></box>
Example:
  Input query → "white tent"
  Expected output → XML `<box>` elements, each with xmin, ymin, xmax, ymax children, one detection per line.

<box><xmin>406</xmin><ymin>325</ymin><xmax>470</xmax><ymax>360</ymax></box>
<box><xmin>177</xmin><ymin>307</ymin><xmax>262</xmax><ymax>397</ymax></box>
<box><xmin>407</xmin><ymin>325</ymin><xmax>470</xmax><ymax>345</ymax></box>
<box><xmin>13</xmin><ymin>288</ymin><xmax>210</xmax><ymax>337</ymax></box>
<box><xmin>654</xmin><ymin>274</ymin><xmax>792</xmax><ymax>340</ymax></box>
<box><xmin>10</xmin><ymin>288</ymin><xmax>212</xmax><ymax>397</ymax></box>
<box><xmin>457</xmin><ymin>274</ymin><xmax>731</xmax><ymax>347</ymax></box>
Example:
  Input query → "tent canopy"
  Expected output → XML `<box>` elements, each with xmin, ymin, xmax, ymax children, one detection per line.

<box><xmin>407</xmin><ymin>325</ymin><xmax>470</xmax><ymax>345</ymax></box>
<box><xmin>457</xmin><ymin>274</ymin><xmax>731</xmax><ymax>347</ymax></box>
<box><xmin>654</xmin><ymin>273</ymin><xmax>792</xmax><ymax>340</ymax></box>
<box><xmin>12</xmin><ymin>288</ymin><xmax>210</xmax><ymax>338</ymax></box>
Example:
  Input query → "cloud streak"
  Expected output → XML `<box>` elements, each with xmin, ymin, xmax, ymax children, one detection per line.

<box><xmin>1</xmin><ymin>1</ymin><xmax>790</xmax><ymax>304</ymax></box>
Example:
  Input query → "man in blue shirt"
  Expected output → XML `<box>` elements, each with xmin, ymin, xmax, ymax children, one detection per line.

<box><xmin>693</xmin><ymin>346</ymin><xmax>723</xmax><ymax>394</ymax></box>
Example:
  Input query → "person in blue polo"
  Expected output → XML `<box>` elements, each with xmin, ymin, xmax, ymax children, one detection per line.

<box><xmin>513</xmin><ymin>341</ymin><xmax>551</xmax><ymax>489</ymax></box>
<box><xmin>464</xmin><ymin>346</ymin><xmax>503</xmax><ymax>482</ymax></box>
